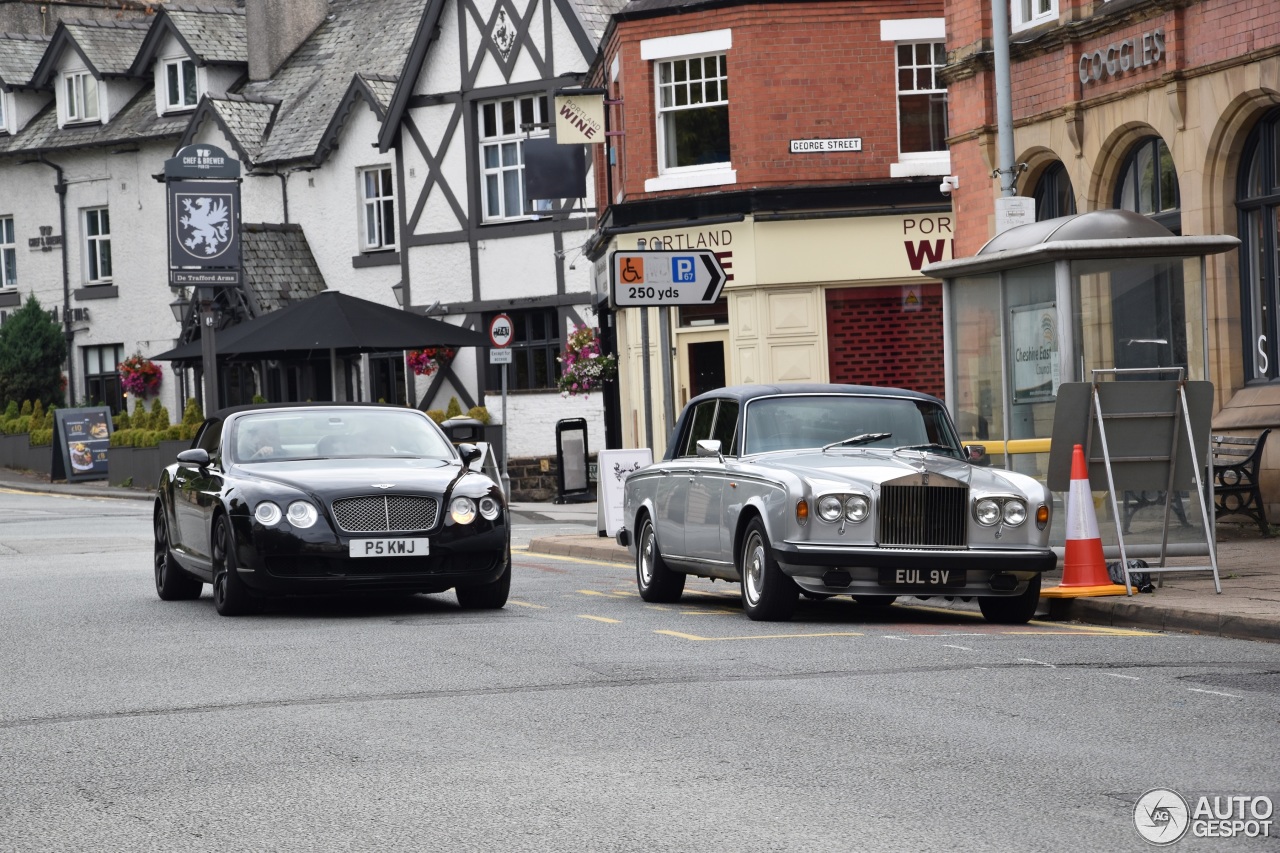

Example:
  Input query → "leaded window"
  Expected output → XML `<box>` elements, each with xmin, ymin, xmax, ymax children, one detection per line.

<box><xmin>1238</xmin><ymin>108</ymin><xmax>1280</xmax><ymax>382</ymax></box>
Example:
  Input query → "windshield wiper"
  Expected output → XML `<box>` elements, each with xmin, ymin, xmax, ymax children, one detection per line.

<box><xmin>896</xmin><ymin>443</ymin><xmax>959</xmax><ymax>456</ymax></box>
<box><xmin>822</xmin><ymin>432</ymin><xmax>892</xmax><ymax>451</ymax></box>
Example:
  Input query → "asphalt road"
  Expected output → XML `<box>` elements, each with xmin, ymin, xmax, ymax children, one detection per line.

<box><xmin>2</xmin><ymin>488</ymin><xmax>1278</xmax><ymax>852</ymax></box>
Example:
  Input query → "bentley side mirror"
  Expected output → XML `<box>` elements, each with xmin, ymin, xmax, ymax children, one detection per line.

<box><xmin>176</xmin><ymin>448</ymin><xmax>210</xmax><ymax>467</ymax></box>
<box><xmin>696</xmin><ymin>439</ymin><xmax>724</xmax><ymax>462</ymax></box>
<box><xmin>964</xmin><ymin>444</ymin><xmax>991</xmax><ymax>467</ymax></box>
<box><xmin>457</xmin><ymin>443</ymin><xmax>482</xmax><ymax>468</ymax></box>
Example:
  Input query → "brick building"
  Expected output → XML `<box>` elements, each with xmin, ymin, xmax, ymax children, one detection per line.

<box><xmin>943</xmin><ymin>0</ymin><xmax>1280</xmax><ymax>517</ymax></box>
<box><xmin>583</xmin><ymin>0</ymin><xmax>954</xmax><ymax>456</ymax></box>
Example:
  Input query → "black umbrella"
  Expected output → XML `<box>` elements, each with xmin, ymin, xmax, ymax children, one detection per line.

<box><xmin>155</xmin><ymin>291</ymin><xmax>488</xmax><ymax>360</ymax></box>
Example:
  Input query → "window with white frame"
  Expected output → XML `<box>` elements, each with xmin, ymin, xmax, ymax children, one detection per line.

<box><xmin>1012</xmin><ymin>0</ymin><xmax>1056</xmax><ymax>32</ymax></box>
<box><xmin>656</xmin><ymin>53</ymin><xmax>729</xmax><ymax>172</ymax></box>
<box><xmin>1</xmin><ymin>216</ymin><xmax>15</xmax><ymax>288</ymax></box>
<box><xmin>83</xmin><ymin>208</ymin><xmax>111</xmax><ymax>284</ymax></box>
<box><xmin>63</xmin><ymin>70</ymin><xmax>100</xmax><ymax>123</ymax></box>
<box><xmin>164</xmin><ymin>58</ymin><xmax>198</xmax><ymax>111</ymax></box>
<box><xmin>479</xmin><ymin>94</ymin><xmax>550</xmax><ymax>222</ymax></box>
<box><xmin>895</xmin><ymin>41</ymin><xmax>948</xmax><ymax>155</ymax></box>
<box><xmin>359</xmin><ymin>166</ymin><xmax>396</xmax><ymax>250</ymax></box>
<box><xmin>0</xmin><ymin>92</ymin><xmax>8</xmax><ymax>133</ymax></box>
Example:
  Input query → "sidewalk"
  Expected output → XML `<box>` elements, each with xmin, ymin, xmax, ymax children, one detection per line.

<box><xmin>3</xmin><ymin>466</ymin><xmax>1276</xmax><ymax>642</ymax></box>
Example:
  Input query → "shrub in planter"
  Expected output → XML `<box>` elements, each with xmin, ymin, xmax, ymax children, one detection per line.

<box><xmin>446</xmin><ymin>397</ymin><xmax>463</xmax><ymax>419</ymax></box>
<box><xmin>426</xmin><ymin>409</ymin><xmax>445</xmax><ymax>424</ymax></box>
<box><xmin>182</xmin><ymin>397</ymin><xmax>202</xmax><ymax>427</ymax></box>
<box><xmin>467</xmin><ymin>406</ymin><xmax>491</xmax><ymax>424</ymax></box>
<box><xmin>29</xmin><ymin>428</ymin><xmax>52</xmax><ymax>446</ymax></box>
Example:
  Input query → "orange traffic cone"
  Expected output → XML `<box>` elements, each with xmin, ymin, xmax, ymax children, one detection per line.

<box><xmin>1041</xmin><ymin>443</ymin><xmax>1132</xmax><ymax>598</ymax></box>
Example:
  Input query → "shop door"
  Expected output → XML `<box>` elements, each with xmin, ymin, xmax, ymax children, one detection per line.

<box><xmin>679</xmin><ymin>333</ymin><xmax>728</xmax><ymax>407</ymax></box>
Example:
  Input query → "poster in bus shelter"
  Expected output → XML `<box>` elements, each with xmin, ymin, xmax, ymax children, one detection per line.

<box><xmin>52</xmin><ymin>407</ymin><xmax>112</xmax><ymax>482</ymax></box>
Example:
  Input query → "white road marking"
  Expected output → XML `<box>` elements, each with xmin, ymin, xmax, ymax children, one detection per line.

<box><xmin>941</xmin><ymin>644</ymin><xmax>973</xmax><ymax>651</ymax></box>
<box><xmin>1188</xmin><ymin>687</ymin><xmax>1242</xmax><ymax>699</ymax></box>
<box><xmin>1018</xmin><ymin>658</ymin><xmax>1056</xmax><ymax>668</ymax></box>
<box><xmin>1103</xmin><ymin>673</ymin><xmax>1140</xmax><ymax>680</ymax></box>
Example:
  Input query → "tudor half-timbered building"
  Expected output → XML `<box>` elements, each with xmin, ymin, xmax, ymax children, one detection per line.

<box><xmin>374</xmin><ymin>0</ymin><xmax>625</xmax><ymax>457</ymax></box>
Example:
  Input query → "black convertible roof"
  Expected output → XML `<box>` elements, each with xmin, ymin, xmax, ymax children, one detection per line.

<box><xmin>686</xmin><ymin>383</ymin><xmax>942</xmax><ymax>408</ymax></box>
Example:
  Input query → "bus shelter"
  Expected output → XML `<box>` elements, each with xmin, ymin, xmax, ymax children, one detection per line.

<box><xmin>923</xmin><ymin>209</ymin><xmax>1239</xmax><ymax>551</ymax></box>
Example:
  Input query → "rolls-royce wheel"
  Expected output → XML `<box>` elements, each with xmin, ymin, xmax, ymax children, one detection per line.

<box><xmin>212</xmin><ymin>515</ymin><xmax>255</xmax><ymax>617</ymax></box>
<box><xmin>456</xmin><ymin>553</ymin><xmax>511</xmax><ymax>609</ymax></box>
<box><xmin>739</xmin><ymin>518</ymin><xmax>797</xmax><ymax>622</ymax></box>
<box><xmin>978</xmin><ymin>574</ymin><xmax>1042</xmax><ymax>624</ymax></box>
<box><xmin>154</xmin><ymin>504</ymin><xmax>202</xmax><ymax>601</ymax></box>
<box><xmin>853</xmin><ymin>595</ymin><xmax>897</xmax><ymax>607</ymax></box>
<box><xmin>636</xmin><ymin>516</ymin><xmax>685</xmax><ymax>603</ymax></box>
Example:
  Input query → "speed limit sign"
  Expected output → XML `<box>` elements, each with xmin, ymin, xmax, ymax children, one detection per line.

<box><xmin>489</xmin><ymin>314</ymin><xmax>514</xmax><ymax>348</ymax></box>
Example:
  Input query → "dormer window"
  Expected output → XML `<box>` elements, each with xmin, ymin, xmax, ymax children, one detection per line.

<box><xmin>164</xmin><ymin>58</ymin><xmax>198</xmax><ymax>111</ymax></box>
<box><xmin>63</xmin><ymin>70</ymin><xmax>99</xmax><ymax>123</ymax></box>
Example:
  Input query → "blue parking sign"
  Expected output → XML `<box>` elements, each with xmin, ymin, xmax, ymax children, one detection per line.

<box><xmin>672</xmin><ymin>257</ymin><xmax>696</xmax><ymax>282</ymax></box>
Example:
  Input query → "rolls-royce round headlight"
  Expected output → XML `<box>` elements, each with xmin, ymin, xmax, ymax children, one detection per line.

<box><xmin>254</xmin><ymin>501</ymin><xmax>282</xmax><ymax>526</ymax></box>
<box><xmin>844</xmin><ymin>495</ymin><xmax>869</xmax><ymax>523</ymax></box>
<box><xmin>479</xmin><ymin>496</ymin><xmax>501</xmax><ymax>521</ymax></box>
<box><xmin>976</xmin><ymin>498</ymin><xmax>1001</xmax><ymax>526</ymax></box>
<box><xmin>286</xmin><ymin>501</ymin><xmax>318</xmax><ymax>528</ymax></box>
<box><xmin>1003</xmin><ymin>499</ymin><xmax>1028</xmax><ymax>526</ymax></box>
<box><xmin>451</xmin><ymin>496</ymin><xmax>476</xmax><ymax>525</ymax></box>
<box><xmin>817</xmin><ymin>496</ymin><xmax>843</xmax><ymax>523</ymax></box>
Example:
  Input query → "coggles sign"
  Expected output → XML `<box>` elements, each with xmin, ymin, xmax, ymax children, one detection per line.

<box><xmin>1078</xmin><ymin>28</ymin><xmax>1165</xmax><ymax>85</ymax></box>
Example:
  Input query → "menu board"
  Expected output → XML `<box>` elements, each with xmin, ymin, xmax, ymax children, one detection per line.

<box><xmin>52</xmin><ymin>407</ymin><xmax>112</xmax><ymax>482</ymax></box>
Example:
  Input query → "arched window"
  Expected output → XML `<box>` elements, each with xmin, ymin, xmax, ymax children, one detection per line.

<box><xmin>1032</xmin><ymin>162</ymin><xmax>1076</xmax><ymax>221</ymax></box>
<box><xmin>1237</xmin><ymin>107</ymin><xmax>1280</xmax><ymax>383</ymax></box>
<box><xmin>1115</xmin><ymin>136</ymin><xmax>1181</xmax><ymax>233</ymax></box>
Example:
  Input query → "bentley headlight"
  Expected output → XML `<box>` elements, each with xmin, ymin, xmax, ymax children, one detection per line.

<box><xmin>845</xmin><ymin>495</ymin><xmax>869</xmax><ymax>523</ymax></box>
<box><xmin>479</xmin><ymin>496</ymin><xmax>501</xmax><ymax>521</ymax></box>
<box><xmin>451</xmin><ymin>496</ymin><xmax>477</xmax><ymax>525</ymax></box>
<box><xmin>1003</xmin><ymin>499</ymin><xmax>1028</xmax><ymax>526</ymax></box>
<box><xmin>254</xmin><ymin>501</ymin><xmax>282</xmax><ymax>526</ymax></box>
<box><xmin>286</xmin><ymin>501</ymin><xmax>318</xmax><ymax>528</ymax></box>
<box><xmin>975</xmin><ymin>498</ymin><xmax>1001</xmax><ymax>526</ymax></box>
<box><xmin>817</xmin><ymin>496</ymin><xmax>843</xmax><ymax>523</ymax></box>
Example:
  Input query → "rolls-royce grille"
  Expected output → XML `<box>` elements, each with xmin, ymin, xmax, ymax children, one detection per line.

<box><xmin>878</xmin><ymin>484</ymin><xmax>968</xmax><ymax>547</ymax></box>
<box><xmin>331</xmin><ymin>495</ymin><xmax>438</xmax><ymax>533</ymax></box>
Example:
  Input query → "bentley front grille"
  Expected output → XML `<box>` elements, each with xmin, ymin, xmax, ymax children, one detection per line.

<box><xmin>878</xmin><ymin>484</ymin><xmax>968</xmax><ymax>547</ymax></box>
<box><xmin>331</xmin><ymin>495</ymin><xmax>439</xmax><ymax>533</ymax></box>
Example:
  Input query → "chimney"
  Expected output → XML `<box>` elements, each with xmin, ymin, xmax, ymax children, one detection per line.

<box><xmin>246</xmin><ymin>0</ymin><xmax>329</xmax><ymax>82</ymax></box>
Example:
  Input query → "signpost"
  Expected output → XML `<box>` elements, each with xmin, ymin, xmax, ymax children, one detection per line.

<box><xmin>164</xmin><ymin>143</ymin><xmax>242</xmax><ymax>415</ymax></box>
<box><xmin>489</xmin><ymin>313</ymin><xmax>513</xmax><ymax>494</ymax></box>
<box><xmin>610</xmin><ymin>250</ymin><xmax>727</xmax><ymax>452</ymax></box>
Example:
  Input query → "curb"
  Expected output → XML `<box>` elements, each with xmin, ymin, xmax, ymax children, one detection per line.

<box><xmin>527</xmin><ymin>536</ymin><xmax>631</xmax><ymax>565</ymax></box>
<box><xmin>1055</xmin><ymin>597</ymin><xmax>1280</xmax><ymax>643</ymax></box>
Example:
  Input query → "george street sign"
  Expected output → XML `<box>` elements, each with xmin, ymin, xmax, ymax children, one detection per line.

<box><xmin>611</xmin><ymin>250</ymin><xmax>726</xmax><ymax>307</ymax></box>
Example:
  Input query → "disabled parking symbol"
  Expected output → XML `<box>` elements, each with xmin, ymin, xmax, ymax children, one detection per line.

<box><xmin>672</xmin><ymin>257</ymin><xmax>696</xmax><ymax>282</ymax></box>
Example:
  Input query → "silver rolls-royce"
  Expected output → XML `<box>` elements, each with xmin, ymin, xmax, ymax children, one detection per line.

<box><xmin>616</xmin><ymin>384</ymin><xmax>1056</xmax><ymax>623</ymax></box>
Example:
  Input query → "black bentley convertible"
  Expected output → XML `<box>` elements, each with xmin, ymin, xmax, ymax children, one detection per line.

<box><xmin>153</xmin><ymin>403</ymin><xmax>510</xmax><ymax>616</ymax></box>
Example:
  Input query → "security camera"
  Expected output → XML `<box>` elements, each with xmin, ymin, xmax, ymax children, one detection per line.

<box><xmin>938</xmin><ymin>175</ymin><xmax>959</xmax><ymax>195</ymax></box>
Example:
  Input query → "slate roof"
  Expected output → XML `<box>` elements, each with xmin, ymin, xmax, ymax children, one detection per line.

<box><xmin>0</xmin><ymin>82</ymin><xmax>187</xmax><ymax>156</ymax></box>
<box><xmin>0</xmin><ymin>34</ymin><xmax>51</xmax><ymax>89</ymax></box>
<box><xmin>359</xmin><ymin>75</ymin><xmax>398</xmax><ymax>116</ymax></box>
<box><xmin>60</xmin><ymin>19</ymin><xmax>152</xmax><ymax>77</ymax></box>
<box><xmin>566</xmin><ymin>0</ymin><xmax>629</xmax><ymax>42</ymax></box>
<box><xmin>236</xmin><ymin>0</ymin><xmax>428</xmax><ymax>166</ymax></box>
<box><xmin>163</xmin><ymin>5</ymin><xmax>247</xmax><ymax>64</ymax></box>
<box><xmin>200</xmin><ymin>94</ymin><xmax>278</xmax><ymax>162</ymax></box>
<box><xmin>241</xmin><ymin>223</ymin><xmax>328</xmax><ymax>315</ymax></box>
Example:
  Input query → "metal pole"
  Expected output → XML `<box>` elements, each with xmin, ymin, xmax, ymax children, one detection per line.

<box><xmin>501</xmin><ymin>362</ymin><xmax>510</xmax><ymax>496</ymax></box>
<box><xmin>640</xmin><ymin>308</ymin><xmax>654</xmax><ymax>453</ymax></box>
<box><xmin>992</xmin><ymin>0</ymin><xmax>1017</xmax><ymax>197</ymax></box>
<box><xmin>199</xmin><ymin>289</ymin><xmax>218</xmax><ymax>413</ymax></box>
<box><xmin>659</xmin><ymin>306</ymin><xmax>675</xmax><ymax>441</ymax></box>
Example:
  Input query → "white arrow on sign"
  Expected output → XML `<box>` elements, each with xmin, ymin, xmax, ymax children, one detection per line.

<box><xmin>611</xmin><ymin>250</ymin><xmax>726</xmax><ymax>307</ymax></box>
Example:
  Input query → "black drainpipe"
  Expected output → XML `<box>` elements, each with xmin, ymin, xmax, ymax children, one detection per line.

<box><xmin>36</xmin><ymin>154</ymin><xmax>76</xmax><ymax>406</ymax></box>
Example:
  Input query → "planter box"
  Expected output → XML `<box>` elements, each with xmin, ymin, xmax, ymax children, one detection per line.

<box><xmin>108</xmin><ymin>445</ymin><xmax>161</xmax><ymax>489</ymax></box>
<box><xmin>0</xmin><ymin>433</ymin><xmax>28</xmax><ymax>468</ymax></box>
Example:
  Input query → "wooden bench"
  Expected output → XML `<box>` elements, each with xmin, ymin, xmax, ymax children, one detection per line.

<box><xmin>1212</xmin><ymin>429</ymin><xmax>1271</xmax><ymax>536</ymax></box>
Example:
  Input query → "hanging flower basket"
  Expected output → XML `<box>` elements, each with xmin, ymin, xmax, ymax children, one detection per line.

<box><xmin>118</xmin><ymin>354</ymin><xmax>163</xmax><ymax>398</ymax></box>
<box><xmin>557</xmin><ymin>324</ymin><xmax>616</xmax><ymax>398</ymax></box>
<box><xmin>407</xmin><ymin>347</ymin><xmax>456</xmax><ymax>377</ymax></box>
